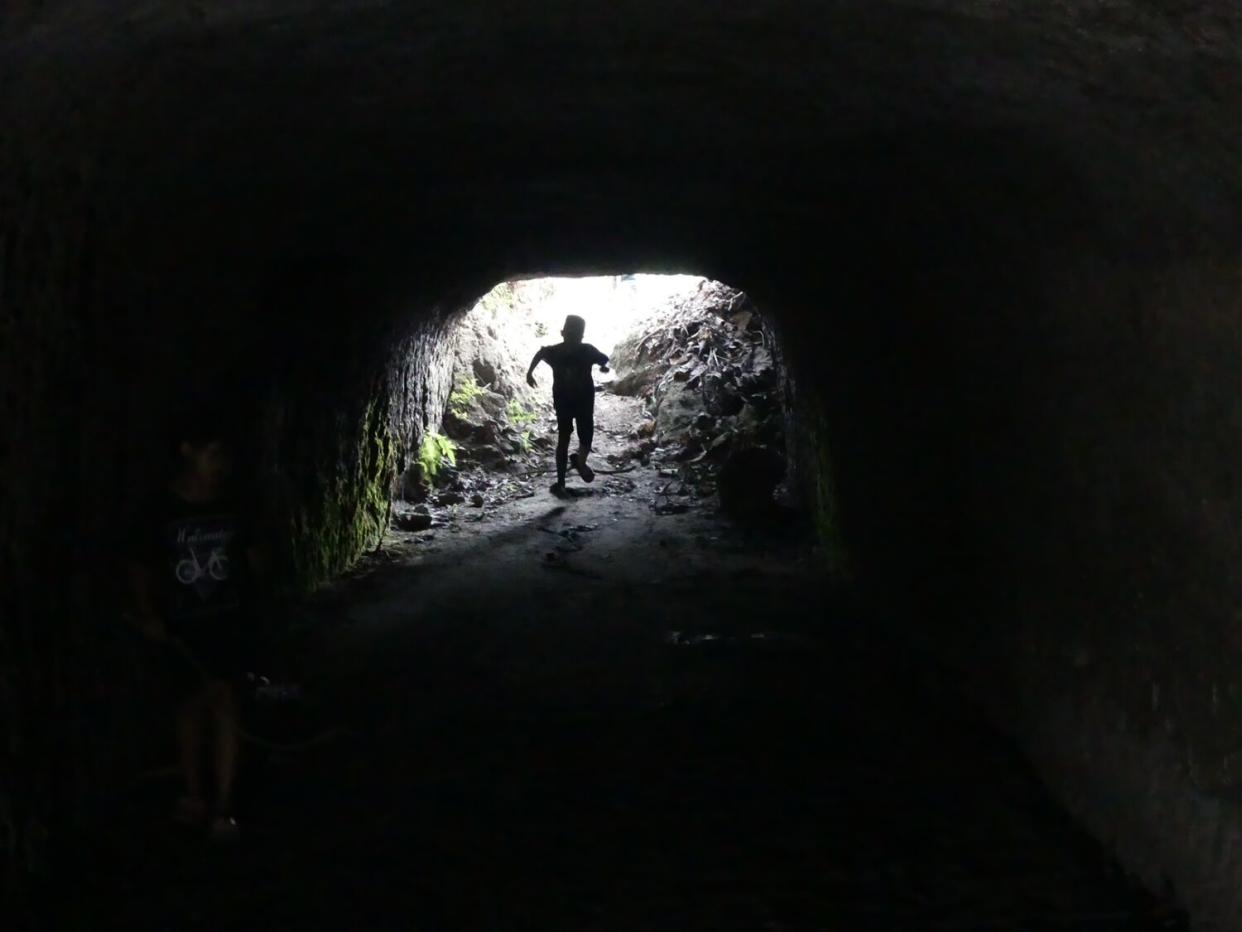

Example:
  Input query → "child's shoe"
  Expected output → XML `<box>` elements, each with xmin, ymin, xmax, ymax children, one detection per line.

<box><xmin>570</xmin><ymin>452</ymin><xmax>595</xmax><ymax>483</ymax></box>
<box><xmin>208</xmin><ymin>813</ymin><xmax>240</xmax><ymax>845</ymax></box>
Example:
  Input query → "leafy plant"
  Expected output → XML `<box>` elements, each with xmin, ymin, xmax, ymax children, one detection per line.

<box><xmin>449</xmin><ymin>377</ymin><xmax>485</xmax><ymax>415</ymax></box>
<box><xmin>506</xmin><ymin>399</ymin><xmax>536</xmax><ymax>426</ymax></box>
<box><xmin>478</xmin><ymin>282</ymin><xmax>519</xmax><ymax>317</ymax></box>
<box><xmin>534</xmin><ymin>321</ymin><xmax>548</xmax><ymax>338</ymax></box>
<box><xmin>418</xmin><ymin>431</ymin><xmax>457</xmax><ymax>484</ymax></box>
<box><xmin>519</xmin><ymin>430</ymin><xmax>533</xmax><ymax>453</ymax></box>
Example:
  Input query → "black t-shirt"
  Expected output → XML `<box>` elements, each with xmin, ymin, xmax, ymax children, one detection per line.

<box><xmin>130</xmin><ymin>490</ymin><xmax>251</xmax><ymax>629</ymax></box>
<box><xmin>540</xmin><ymin>341</ymin><xmax>608</xmax><ymax>408</ymax></box>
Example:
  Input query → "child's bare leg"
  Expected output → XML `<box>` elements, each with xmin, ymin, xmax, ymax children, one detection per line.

<box><xmin>209</xmin><ymin>680</ymin><xmax>241</xmax><ymax>816</ymax></box>
<box><xmin>177</xmin><ymin>695</ymin><xmax>206</xmax><ymax>810</ymax></box>
<box><xmin>574</xmin><ymin>413</ymin><xmax>595</xmax><ymax>482</ymax></box>
<box><xmin>173</xmin><ymin>685</ymin><xmax>207</xmax><ymax>825</ymax></box>
<box><xmin>576</xmin><ymin>413</ymin><xmax>595</xmax><ymax>464</ymax></box>
<box><xmin>555</xmin><ymin>413</ymin><xmax>573</xmax><ymax>487</ymax></box>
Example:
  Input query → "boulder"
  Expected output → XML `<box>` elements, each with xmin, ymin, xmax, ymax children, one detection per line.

<box><xmin>393</xmin><ymin>511</ymin><xmax>433</xmax><ymax>532</ymax></box>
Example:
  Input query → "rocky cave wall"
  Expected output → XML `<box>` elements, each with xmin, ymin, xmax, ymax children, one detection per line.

<box><xmin>0</xmin><ymin>111</ymin><xmax>462</xmax><ymax>905</ymax></box>
<box><xmin>0</xmin><ymin>167</ymin><xmax>459</xmax><ymax>909</ymax></box>
<box><xmin>7</xmin><ymin>2</ymin><xmax>1242</xmax><ymax>926</ymax></box>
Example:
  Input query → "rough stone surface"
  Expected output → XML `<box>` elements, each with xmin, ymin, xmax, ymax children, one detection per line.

<box><xmin>608</xmin><ymin>280</ymin><xmax>788</xmax><ymax>521</ymax></box>
<box><xmin>424</xmin><ymin>282</ymin><xmax>570</xmax><ymax>481</ymax></box>
<box><xmin>448</xmin><ymin>284</ymin><xmax>545</xmax><ymax>413</ymax></box>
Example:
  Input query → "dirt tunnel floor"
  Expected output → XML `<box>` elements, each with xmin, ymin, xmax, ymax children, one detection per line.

<box><xmin>66</xmin><ymin>405</ymin><xmax>1185</xmax><ymax>931</ymax></box>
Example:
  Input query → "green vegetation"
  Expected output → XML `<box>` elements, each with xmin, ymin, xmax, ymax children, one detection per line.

<box><xmin>285</xmin><ymin>393</ymin><xmax>399</xmax><ymax>594</ymax></box>
<box><xmin>506</xmin><ymin>398</ymin><xmax>537</xmax><ymax>426</ymax></box>
<box><xmin>418</xmin><ymin>431</ymin><xmax>457</xmax><ymax>484</ymax></box>
<box><xmin>449</xmin><ymin>376</ymin><xmax>485</xmax><ymax>415</ymax></box>
<box><xmin>478</xmin><ymin>281</ymin><xmax>518</xmax><ymax>317</ymax></box>
<box><xmin>506</xmin><ymin>399</ymin><xmax>537</xmax><ymax>453</ymax></box>
<box><xmin>534</xmin><ymin>321</ymin><xmax>548</xmax><ymax>338</ymax></box>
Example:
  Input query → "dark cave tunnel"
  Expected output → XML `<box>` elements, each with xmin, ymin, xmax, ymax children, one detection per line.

<box><xmin>6</xmin><ymin>2</ymin><xmax>1242</xmax><ymax>928</ymax></box>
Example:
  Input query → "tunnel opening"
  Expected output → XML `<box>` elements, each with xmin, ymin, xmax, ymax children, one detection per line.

<box><xmin>392</xmin><ymin>274</ymin><xmax>806</xmax><ymax>549</ymax></box>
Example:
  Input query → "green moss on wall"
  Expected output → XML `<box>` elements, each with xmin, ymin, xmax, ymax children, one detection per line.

<box><xmin>282</xmin><ymin>387</ymin><xmax>399</xmax><ymax>594</ymax></box>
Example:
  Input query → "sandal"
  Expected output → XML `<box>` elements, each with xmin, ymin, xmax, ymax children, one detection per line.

<box><xmin>208</xmin><ymin>813</ymin><xmax>240</xmax><ymax>845</ymax></box>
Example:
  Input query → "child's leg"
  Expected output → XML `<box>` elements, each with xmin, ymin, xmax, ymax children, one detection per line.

<box><xmin>177</xmin><ymin>689</ymin><xmax>209</xmax><ymax>808</ymax></box>
<box><xmin>208</xmin><ymin>679</ymin><xmax>241</xmax><ymax>817</ymax></box>
<box><xmin>555</xmin><ymin>411</ymin><xmax>574</xmax><ymax>485</ymax></box>
<box><xmin>576</xmin><ymin>411</ymin><xmax>595</xmax><ymax>462</ymax></box>
<box><xmin>572</xmin><ymin>411</ymin><xmax>596</xmax><ymax>482</ymax></box>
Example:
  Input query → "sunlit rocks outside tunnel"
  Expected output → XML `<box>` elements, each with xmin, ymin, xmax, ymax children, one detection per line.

<box><xmin>8</xmin><ymin>2</ymin><xmax>1242</xmax><ymax>929</ymax></box>
<box><xmin>393</xmin><ymin>276</ymin><xmax>791</xmax><ymax>537</ymax></box>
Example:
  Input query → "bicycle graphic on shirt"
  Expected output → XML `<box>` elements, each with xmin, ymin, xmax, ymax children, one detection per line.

<box><xmin>175</xmin><ymin>546</ymin><xmax>231</xmax><ymax>585</ymax></box>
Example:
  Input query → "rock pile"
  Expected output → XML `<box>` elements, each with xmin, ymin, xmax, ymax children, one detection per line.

<box><xmin>609</xmin><ymin>281</ymin><xmax>787</xmax><ymax>518</ymax></box>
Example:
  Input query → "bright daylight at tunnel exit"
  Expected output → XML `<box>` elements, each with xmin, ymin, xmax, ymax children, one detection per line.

<box><xmin>11</xmin><ymin>2</ymin><xmax>1242</xmax><ymax>930</ymax></box>
<box><xmin>397</xmin><ymin>276</ymin><xmax>793</xmax><ymax>538</ymax></box>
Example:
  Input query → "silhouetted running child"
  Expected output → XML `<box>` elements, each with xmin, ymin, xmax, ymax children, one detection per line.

<box><xmin>127</xmin><ymin>416</ymin><xmax>262</xmax><ymax>843</ymax></box>
<box><xmin>526</xmin><ymin>314</ymin><xmax>610</xmax><ymax>496</ymax></box>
